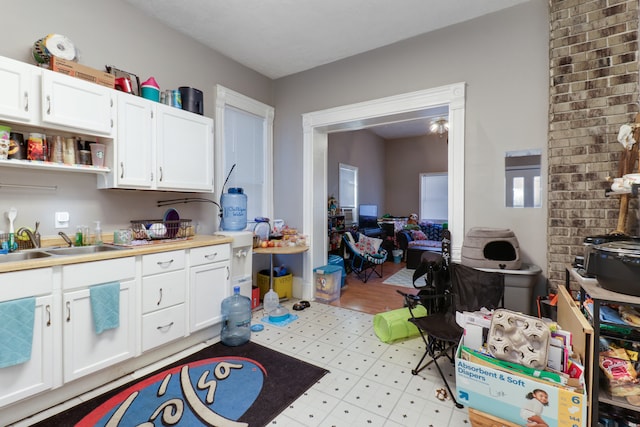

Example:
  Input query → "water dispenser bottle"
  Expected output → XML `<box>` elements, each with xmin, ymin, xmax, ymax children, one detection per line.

<box><xmin>220</xmin><ymin>187</ymin><xmax>247</xmax><ymax>231</ymax></box>
<box><xmin>221</xmin><ymin>286</ymin><xmax>252</xmax><ymax>346</ymax></box>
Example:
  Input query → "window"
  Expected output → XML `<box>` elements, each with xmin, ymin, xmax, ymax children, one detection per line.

<box><xmin>215</xmin><ymin>86</ymin><xmax>274</xmax><ymax>229</ymax></box>
<box><xmin>339</xmin><ymin>163</ymin><xmax>358</xmax><ymax>211</ymax></box>
<box><xmin>505</xmin><ymin>151</ymin><xmax>541</xmax><ymax>208</ymax></box>
<box><xmin>420</xmin><ymin>173</ymin><xmax>448</xmax><ymax>221</ymax></box>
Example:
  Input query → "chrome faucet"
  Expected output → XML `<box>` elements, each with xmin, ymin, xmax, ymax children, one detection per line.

<box><xmin>58</xmin><ymin>231</ymin><xmax>74</xmax><ymax>247</ymax></box>
<box><xmin>17</xmin><ymin>227</ymin><xmax>40</xmax><ymax>249</ymax></box>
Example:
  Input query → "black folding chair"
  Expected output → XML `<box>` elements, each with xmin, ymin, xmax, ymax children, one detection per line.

<box><xmin>398</xmin><ymin>262</ymin><xmax>504</xmax><ymax>408</ymax></box>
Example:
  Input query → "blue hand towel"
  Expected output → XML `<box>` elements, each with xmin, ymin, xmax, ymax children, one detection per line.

<box><xmin>0</xmin><ymin>297</ymin><xmax>36</xmax><ymax>368</ymax></box>
<box><xmin>90</xmin><ymin>282</ymin><xmax>120</xmax><ymax>334</ymax></box>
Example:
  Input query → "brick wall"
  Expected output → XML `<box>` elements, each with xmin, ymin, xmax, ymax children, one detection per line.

<box><xmin>548</xmin><ymin>0</ymin><xmax>639</xmax><ymax>289</ymax></box>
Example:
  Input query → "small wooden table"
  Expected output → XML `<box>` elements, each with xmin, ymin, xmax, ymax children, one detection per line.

<box><xmin>253</xmin><ymin>245</ymin><xmax>309</xmax><ymax>291</ymax></box>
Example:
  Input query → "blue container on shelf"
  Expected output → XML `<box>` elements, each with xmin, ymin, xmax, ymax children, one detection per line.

<box><xmin>220</xmin><ymin>187</ymin><xmax>247</xmax><ymax>231</ymax></box>
<box><xmin>220</xmin><ymin>286</ymin><xmax>251</xmax><ymax>346</ymax></box>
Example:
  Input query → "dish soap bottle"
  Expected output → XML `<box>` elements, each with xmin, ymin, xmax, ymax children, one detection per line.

<box><xmin>93</xmin><ymin>221</ymin><xmax>103</xmax><ymax>245</ymax></box>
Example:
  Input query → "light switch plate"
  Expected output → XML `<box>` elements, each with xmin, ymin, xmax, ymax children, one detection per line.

<box><xmin>55</xmin><ymin>211</ymin><xmax>70</xmax><ymax>229</ymax></box>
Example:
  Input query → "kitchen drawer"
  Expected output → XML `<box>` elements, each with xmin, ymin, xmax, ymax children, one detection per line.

<box><xmin>142</xmin><ymin>250</ymin><xmax>185</xmax><ymax>276</ymax></box>
<box><xmin>189</xmin><ymin>244</ymin><xmax>230</xmax><ymax>267</ymax></box>
<box><xmin>0</xmin><ymin>268</ymin><xmax>53</xmax><ymax>301</ymax></box>
<box><xmin>61</xmin><ymin>257</ymin><xmax>135</xmax><ymax>291</ymax></box>
<box><xmin>141</xmin><ymin>304</ymin><xmax>186</xmax><ymax>352</ymax></box>
<box><xmin>141</xmin><ymin>270</ymin><xmax>186</xmax><ymax>314</ymax></box>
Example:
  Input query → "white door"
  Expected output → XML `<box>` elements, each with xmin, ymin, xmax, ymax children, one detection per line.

<box><xmin>189</xmin><ymin>261</ymin><xmax>229</xmax><ymax>332</ymax></box>
<box><xmin>0</xmin><ymin>295</ymin><xmax>54</xmax><ymax>407</ymax></box>
<box><xmin>115</xmin><ymin>93</ymin><xmax>154</xmax><ymax>188</ymax></box>
<box><xmin>0</xmin><ymin>56</ymin><xmax>38</xmax><ymax>124</ymax></box>
<box><xmin>156</xmin><ymin>104</ymin><xmax>213</xmax><ymax>192</ymax></box>
<box><xmin>41</xmin><ymin>69</ymin><xmax>114</xmax><ymax>136</ymax></box>
<box><xmin>62</xmin><ymin>280</ymin><xmax>135</xmax><ymax>382</ymax></box>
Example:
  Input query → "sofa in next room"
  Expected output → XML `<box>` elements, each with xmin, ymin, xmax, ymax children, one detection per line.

<box><xmin>396</xmin><ymin>222</ymin><xmax>445</xmax><ymax>269</ymax></box>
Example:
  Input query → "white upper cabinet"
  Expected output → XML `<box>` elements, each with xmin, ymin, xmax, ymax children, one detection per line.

<box><xmin>99</xmin><ymin>93</ymin><xmax>214</xmax><ymax>192</ymax></box>
<box><xmin>0</xmin><ymin>56</ymin><xmax>39</xmax><ymax>124</ymax></box>
<box><xmin>156</xmin><ymin>103</ymin><xmax>214</xmax><ymax>192</ymax></box>
<box><xmin>40</xmin><ymin>68</ymin><xmax>114</xmax><ymax>136</ymax></box>
<box><xmin>112</xmin><ymin>93</ymin><xmax>155</xmax><ymax>188</ymax></box>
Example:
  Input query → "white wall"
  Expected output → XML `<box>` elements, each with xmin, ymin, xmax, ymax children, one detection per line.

<box><xmin>273</xmin><ymin>1</ymin><xmax>549</xmax><ymax>272</ymax></box>
<box><xmin>0</xmin><ymin>0</ymin><xmax>273</xmax><ymax>238</ymax></box>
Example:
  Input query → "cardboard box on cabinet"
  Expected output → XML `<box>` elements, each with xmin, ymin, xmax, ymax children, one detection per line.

<box><xmin>455</xmin><ymin>338</ymin><xmax>587</xmax><ymax>427</ymax></box>
<box><xmin>50</xmin><ymin>57</ymin><xmax>115</xmax><ymax>88</ymax></box>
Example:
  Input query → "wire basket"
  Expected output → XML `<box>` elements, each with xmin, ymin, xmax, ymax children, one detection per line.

<box><xmin>130</xmin><ymin>219</ymin><xmax>193</xmax><ymax>241</ymax></box>
<box><xmin>0</xmin><ymin>232</ymin><xmax>36</xmax><ymax>250</ymax></box>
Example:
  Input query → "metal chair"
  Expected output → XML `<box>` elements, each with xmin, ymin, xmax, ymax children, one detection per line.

<box><xmin>398</xmin><ymin>262</ymin><xmax>504</xmax><ymax>408</ymax></box>
<box><xmin>342</xmin><ymin>231</ymin><xmax>388</xmax><ymax>283</ymax></box>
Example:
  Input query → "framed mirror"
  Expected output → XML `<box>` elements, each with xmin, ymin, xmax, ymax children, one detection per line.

<box><xmin>505</xmin><ymin>149</ymin><xmax>542</xmax><ymax>208</ymax></box>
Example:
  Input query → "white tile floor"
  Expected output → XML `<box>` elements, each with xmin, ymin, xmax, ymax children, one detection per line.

<box><xmin>254</xmin><ymin>300</ymin><xmax>471</xmax><ymax>427</ymax></box>
<box><xmin>13</xmin><ymin>300</ymin><xmax>471</xmax><ymax>427</ymax></box>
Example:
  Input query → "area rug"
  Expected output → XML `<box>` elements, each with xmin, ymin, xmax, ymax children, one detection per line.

<box><xmin>382</xmin><ymin>267</ymin><xmax>419</xmax><ymax>287</ymax></box>
<box><xmin>34</xmin><ymin>341</ymin><xmax>328</xmax><ymax>427</ymax></box>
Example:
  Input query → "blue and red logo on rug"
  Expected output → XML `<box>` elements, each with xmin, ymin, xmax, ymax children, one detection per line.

<box><xmin>77</xmin><ymin>357</ymin><xmax>265</xmax><ymax>427</ymax></box>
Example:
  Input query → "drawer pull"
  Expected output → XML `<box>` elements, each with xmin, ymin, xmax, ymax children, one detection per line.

<box><xmin>46</xmin><ymin>304</ymin><xmax>51</xmax><ymax>326</ymax></box>
<box><xmin>157</xmin><ymin>259</ymin><xmax>174</xmax><ymax>268</ymax></box>
<box><xmin>205</xmin><ymin>253</ymin><xmax>218</xmax><ymax>260</ymax></box>
<box><xmin>157</xmin><ymin>288</ymin><xmax>163</xmax><ymax>306</ymax></box>
<box><xmin>157</xmin><ymin>321</ymin><xmax>174</xmax><ymax>331</ymax></box>
<box><xmin>66</xmin><ymin>301</ymin><xmax>71</xmax><ymax>322</ymax></box>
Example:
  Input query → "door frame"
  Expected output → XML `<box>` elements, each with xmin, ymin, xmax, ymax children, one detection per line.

<box><xmin>301</xmin><ymin>82</ymin><xmax>466</xmax><ymax>300</ymax></box>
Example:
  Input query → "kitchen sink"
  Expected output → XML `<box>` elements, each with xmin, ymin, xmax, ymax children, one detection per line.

<box><xmin>0</xmin><ymin>250</ymin><xmax>52</xmax><ymax>263</ymax></box>
<box><xmin>44</xmin><ymin>245</ymin><xmax>130</xmax><ymax>256</ymax></box>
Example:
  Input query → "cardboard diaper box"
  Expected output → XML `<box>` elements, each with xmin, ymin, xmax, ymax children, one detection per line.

<box><xmin>50</xmin><ymin>57</ymin><xmax>115</xmax><ymax>88</ymax></box>
<box><xmin>455</xmin><ymin>339</ymin><xmax>588</xmax><ymax>427</ymax></box>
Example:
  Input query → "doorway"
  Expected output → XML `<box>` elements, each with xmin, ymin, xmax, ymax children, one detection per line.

<box><xmin>300</xmin><ymin>83</ymin><xmax>467</xmax><ymax>300</ymax></box>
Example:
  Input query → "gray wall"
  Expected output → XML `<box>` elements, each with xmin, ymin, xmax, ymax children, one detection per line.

<box><xmin>328</xmin><ymin>130</ymin><xmax>448</xmax><ymax>217</ymax></box>
<box><xmin>327</xmin><ymin>130</ymin><xmax>386</xmax><ymax>212</ymax></box>
<box><xmin>274</xmin><ymin>1</ymin><xmax>549</xmax><ymax>271</ymax></box>
<box><xmin>1</xmin><ymin>0</ymin><xmax>549</xmax><ymax>278</ymax></box>
<box><xmin>1</xmin><ymin>0</ymin><xmax>273</xmax><ymax>237</ymax></box>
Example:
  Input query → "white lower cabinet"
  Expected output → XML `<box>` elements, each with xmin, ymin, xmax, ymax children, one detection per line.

<box><xmin>189</xmin><ymin>244</ymin><xmax>230</xmax><ymax>331</ymax></box>
<box><xmin>0</xmin><ymin>241</ymin><xmax>237</xmax><ymax>421</ymax></box>
<box><xmin>61</xmin><ymin>258</ymin><xmax>136</xmax><ymax>383</ymax></box>
<box><xmin>0</xmin><ymin>265</ymin><xmax>55</xmax><ymax>407</ymax></box>
<box><xmin>141</xmin><ymin>250</ymin><xmax>187</xmax><ymax>352</ymax></box>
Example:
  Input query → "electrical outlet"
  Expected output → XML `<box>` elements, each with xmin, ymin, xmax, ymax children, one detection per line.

<box><xmin>55</xmin><ymin>211</ymin><xmax>70</xmax><ymax>229</ymax></box>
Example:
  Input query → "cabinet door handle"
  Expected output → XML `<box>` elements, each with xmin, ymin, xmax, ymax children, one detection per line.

<box><xmin>157</xmin><ymin>288</ymin><xmax>163</xmax><ymax>306</ymax></box>
<box><xmin>66</xmin><ymin>301</ymin><xmax>71</xmax><ymax>322</ymax></box>
<box><xmin>205</xmin><ymin>253</ymin><xmax>218</xmax><ymax>260</ymax></box>
<box><xmin>110</xmin><ymin>118</ymin><xmax>114</xmax><ymax>128</ymax></box>
<box><xmin>226</xmin><ymin>266</ymin><xmax>230</xmax><ymax>280</ymax></box>
<box><xmin>120</xmin><ymin>162</ymin><xmax>124</xmax><ymax>179</ymax></box>
<box><xmin>46</xmin><ymin>304</ymin><xmax>51</xmax><ymax>326</ymax></box>
<box><xmin>159</xmin><ymin>167</ymin><xmax>163</xmax><ymax>182</ymax></box>
<box><xmin>24</xmin><ymin>91</ymin><xmax>28</xmax><ymax>112</ymax></box>
<box><xmin>157</xmin><ymin>321</ymin><xmax>174</xmax><ymax>331</ymax></box>
<box><xmin>46</xmin><ymin>95</ymin><xmax>51</xmax><ymax>115</ymax></box>
<box><xmin>157</xmin><ymin>259</ymin><xmax>174</xmax><ymax>268</ymax></box>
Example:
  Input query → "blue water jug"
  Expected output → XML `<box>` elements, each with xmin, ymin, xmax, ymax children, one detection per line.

<box><xmin>220</xmin><ymin>286</ymin><xmax>251</xmax><ymax>346</ymax></box>
<box><xmin>220</xmin><ymin>187</ymin><xmax>247</xmax><ymax>231</ymax></box>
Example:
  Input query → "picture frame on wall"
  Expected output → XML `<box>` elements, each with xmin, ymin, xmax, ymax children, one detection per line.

<box><xmin>106</xmin><ymin>65</ymin><xmax>141</xmax><ymax>96</ymax></box>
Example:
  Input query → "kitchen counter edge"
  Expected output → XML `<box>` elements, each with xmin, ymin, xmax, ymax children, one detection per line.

<box><xmin>0</xmin><ymin>235</ymin><xmax>234</xmax><ymax>273</ymax></box>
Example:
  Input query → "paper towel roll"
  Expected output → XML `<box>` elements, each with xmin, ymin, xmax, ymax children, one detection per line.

<box><xmin>32</xmin><ymin>34</ymin><xmax>77</xmax><ymax>64</ymax></box>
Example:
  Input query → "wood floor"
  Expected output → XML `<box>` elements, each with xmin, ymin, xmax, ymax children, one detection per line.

<box><xmin>328</xmin><ymin>260</ymin><xmax>411</xmax><ymax>315</ymax></box>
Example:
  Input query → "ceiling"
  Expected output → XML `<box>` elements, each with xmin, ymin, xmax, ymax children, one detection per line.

<box><xmin>124</xmin><ymin>0</ymin><xmax>529</xmax><ymax>80</ymax></box>
<box><xmin>124</xmin><ymin>0</ymin><xmax>528</xmax><ymax>139</ymax></box>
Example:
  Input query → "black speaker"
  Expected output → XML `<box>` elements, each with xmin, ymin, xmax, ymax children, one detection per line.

<box><xmin>179</xmin><ymin>87</ymin><xmax>203</xmax><ymax>115</ymax></box>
